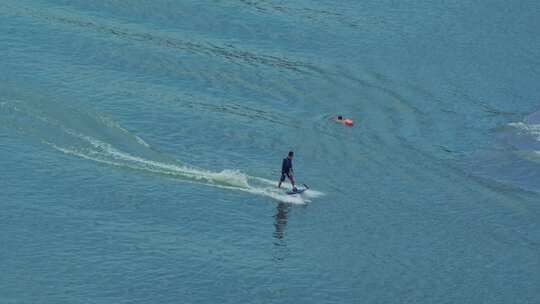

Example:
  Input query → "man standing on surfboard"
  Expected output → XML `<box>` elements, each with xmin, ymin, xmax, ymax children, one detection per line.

<box><xmin>278</xmin><ymin>151</ymin><xmax>297</xmax><ymax>191</ymax></box>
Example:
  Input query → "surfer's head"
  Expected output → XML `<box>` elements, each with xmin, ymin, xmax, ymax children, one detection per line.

<box><xmin>337</xmin><ymin>115</ymin><xmax>343</xmax><ymax>120</ymax></box>
<box><xmin>288</xmin><ymin>151</ymin><xmax>294</xmax><ymax>159</ymax></box>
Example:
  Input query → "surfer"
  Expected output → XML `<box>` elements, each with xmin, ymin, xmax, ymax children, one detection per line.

<box><xmin>278</xmin><ymin>151</ymin><xmax>297</xmax><ymax>191</ymax></box>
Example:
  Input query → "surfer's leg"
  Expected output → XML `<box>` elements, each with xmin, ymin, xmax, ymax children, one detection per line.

<box><xmin>278</xmin><ymin>174</ymin><xmax>286</xmax><ymax>188</ymax></box>
<box><xmin>287</xmin><ymin>173</ymin><xmax>296</xmax><ymax>189</ymax></box>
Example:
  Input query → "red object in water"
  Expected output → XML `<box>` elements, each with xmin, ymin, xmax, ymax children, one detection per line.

<box><xmin>344</xmin><ymin>119</ymin><xmax>354</xmax><ymax>126</ymax></box>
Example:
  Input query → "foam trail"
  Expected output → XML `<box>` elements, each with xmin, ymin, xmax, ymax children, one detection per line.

<box><xmin>47</xmin><ymin>133</ymin><xmax>314</xmax><ymax>204</ymax></box>
<box><xmin>98</xmin><ymin>115</ymin><xmax>150</xmax><ymax>147</ymax></box>
<box><xmin>1</xmin><ymin>95</ymin><xmax>322</xmax><ymax>204</ymax></box>
<box><xmin>509</xmin><ymin>122</ymin><xmax>540</xmax><ymax>141</ymax></box>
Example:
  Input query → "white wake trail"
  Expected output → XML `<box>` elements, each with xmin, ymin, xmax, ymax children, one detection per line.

<box><xmin>1</xmin><ymin>97</ymin><xmax>322</xmax><ymax>204</ymax></box>
<box><xmin>47</xmin><ymin>132</ymin><xmax>317</xmax><ymax>204</ymax></box>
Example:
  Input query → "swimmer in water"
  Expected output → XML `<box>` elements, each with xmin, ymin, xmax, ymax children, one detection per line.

<box><xmin>335</xmin><ymin>115</ymin><xmax>354</xmax><ymax>126</ymax></box>
<box><xmin>278</xmin><ymin>151</ymin><xmax>297</xmax><ymax>191</ymax></box>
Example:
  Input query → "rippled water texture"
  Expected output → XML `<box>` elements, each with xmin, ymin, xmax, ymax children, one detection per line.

<box><xmin>1</xmin><ymin>1</ymin><xmax>540</xmax><ymax>303</ymax></box>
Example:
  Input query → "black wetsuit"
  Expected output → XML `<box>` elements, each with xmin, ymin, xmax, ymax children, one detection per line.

<box><xmin>280</xmin><ymin>158</ymin><xmax>293</xmax><ymax>182</ymax></box>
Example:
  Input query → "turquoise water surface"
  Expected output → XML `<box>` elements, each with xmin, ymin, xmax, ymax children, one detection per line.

<box><xmin>2</xmin><ymin>1</ymin><xmax>540</xmax><ymax>303</ymax></box>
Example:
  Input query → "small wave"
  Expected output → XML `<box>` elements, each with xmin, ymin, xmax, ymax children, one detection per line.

<box><xmin>8</xmin><ymin>2</ymin><xmax>317</xmax><ymax>74</ymax></box>
<box><xmin>98</xmin><ymin>115</ymin><xmax>150</xmax><ymax>148</ymax></box>
<box><xmin>508</xmin><ymin>122</ymin><xmax>540</xmax><ymax>141</ymax></box>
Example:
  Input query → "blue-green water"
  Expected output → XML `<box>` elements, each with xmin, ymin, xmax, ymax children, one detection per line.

<box><xmin>2</xmin><ymin>1</ymin><xmax>540</xmax><ymax>303</ymax></box>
